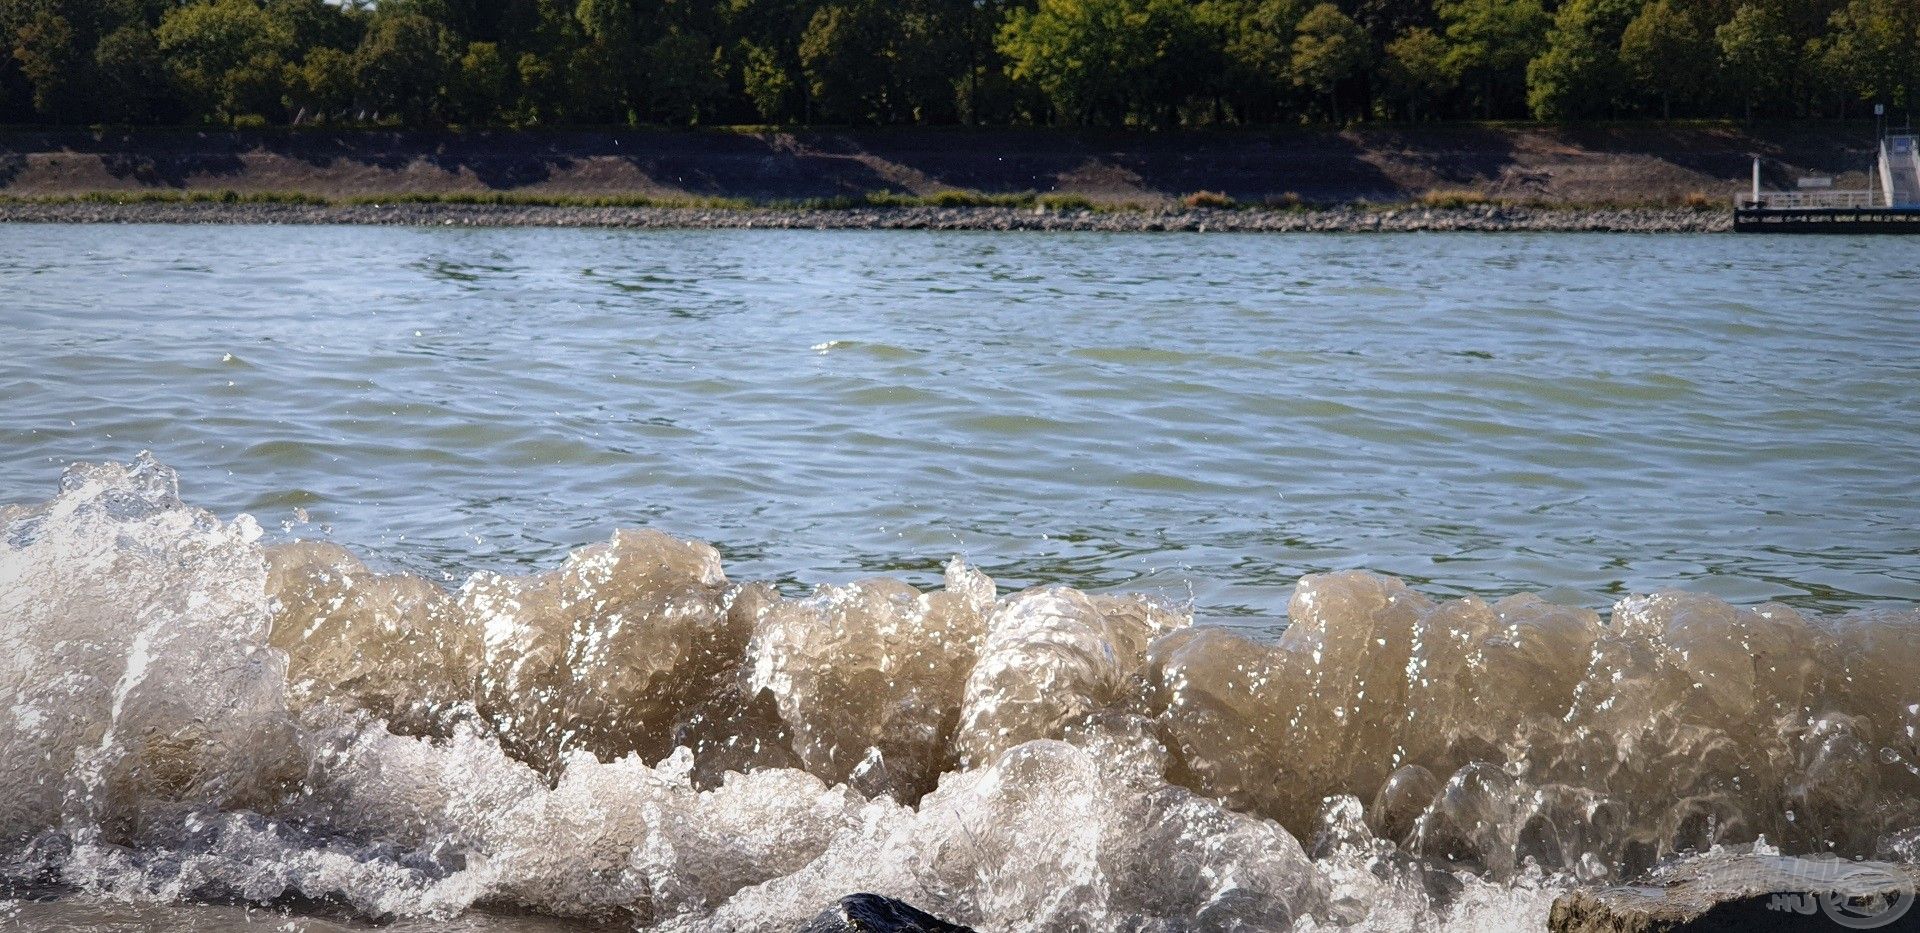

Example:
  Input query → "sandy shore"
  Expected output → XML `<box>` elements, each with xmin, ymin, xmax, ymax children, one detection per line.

<box><xmin>0</xmin><ymin>201</ymin><xmax>1730</xmax><ymax>232</ymax></box>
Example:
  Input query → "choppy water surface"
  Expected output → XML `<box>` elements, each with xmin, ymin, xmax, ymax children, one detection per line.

<box><xmin>3</xmin><ymin>227</ymin><xmax>1917</xmax><ymax>625</ymax></box>
<box><xmin>1</xmin><ymin>226</ymin><xmax>1918</xmax><ymax>932</ymax></box>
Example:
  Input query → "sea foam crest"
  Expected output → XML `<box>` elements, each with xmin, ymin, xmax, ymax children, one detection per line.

<box><xmin>2</xmin><ymin>456</ymin><xmax>1916</xmax><ymax>931</ymax></box>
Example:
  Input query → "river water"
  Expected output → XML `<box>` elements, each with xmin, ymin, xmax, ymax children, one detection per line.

<box><xmin>1</xmin><ymin>226</ymin><xmax>1916</xmax><ymax>931</ymax></box>
<box><xmin>4</xmin><ymin>226</ymin><xmax>1917</xmax><ymax>625</ymax></box>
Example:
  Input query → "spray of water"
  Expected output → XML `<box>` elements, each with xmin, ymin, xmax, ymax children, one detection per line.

<box><xmin>3</xmin><ymin>456</ymin><xmax>1915</xmax><ymax>930</ymax></box>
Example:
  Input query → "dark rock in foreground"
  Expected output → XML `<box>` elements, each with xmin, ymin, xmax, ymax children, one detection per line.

<box><xmin>802</xmin><ymin>894</ymin><xmax>976</xmax><ymax>933</ymax></box>
<box><xmin>1551</xmin><ymin>854</ymin><xmax>1920</xmax><ymax>932</ymax></box>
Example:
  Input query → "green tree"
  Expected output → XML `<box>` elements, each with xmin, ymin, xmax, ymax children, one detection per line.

<box><xmin>452</xmin><ymin>41</ymin><xmax>511</xmax><ymax>123</ymax></box>
<box><xmin>265</xmin><ymin>0</ymin><xmax>361</xmax><ymax>53</ymax></box>
<box><xmin>1817</xmin><ymin>0</ymin><xmax>1918</xmax><ymax>111</ymax></box>
<box><xmin>1382</xmin><ymin>25</ymin><xmax>1449</xmax><ymax>120</ymax></box>
<box><xmin>799</xmin><ymin>2</ymin><xmax>890</xmax><ymax>121</ymax></box>
<box><xmin>12</xmin><ymin>11</ymin><xmax>80</xmax><ymax>119</ymax></box>
<box><xmin>1220</xmin><ymin>0</ymin><xmax>1306</xmax><ymax>121</ymax></box>
<box><xmin>1716</xmin><ymin>3</ymin><xmax>1794</xmax><ymax>119</ymax></box>
<box><xmin>802</xmin><ymin>0</ymin><xmax>977</xmax><ymax>124</ymax></box>
<box><xmin>226</xmin><ymin>50</ymin><xmax>295</xmax><ymax>119</ymax></box>
<box><xmin>997</xmin><ymin>0</ymin><xmax>1207</xmax><ymax>125</ymax></box>
<box><xmin>955</xmin><ymin>0</ymin><xmax>1011</xmax><ymax>123</ymax></box>
<box><xmin>0</xmin><ymin>0</ymin><xmax>1857</xmax><ymax>128</ymax></box>
<box><xmin>354</xmin><ymin>12</ymin><xmax>449</xmax><ymax>122</ymax></box>
<box><xmin>574</xmin><ymin>0</ymin><xmax>636</xmax><ymax>47</ymax></box>
<box><xmin>94</xmin><ymin>24</ymin><xmax>171</xmax><ymax>123</ymax></box>
<box><xmin>1618</xmin><ymin>0</ymin><xmax>1710</xmax><ymax>117</ymax></box>
<box><xmin>1350</xmin><ymin>0</ymin><xmax>1433</xmax><ymax>46</ymax></box>
<box><xmin>646</xmin><ymin>30</ymin><xmax>726</xmax><ymax>123</ymax></box>
<box><xmin>739</xmin><ymin>39</ymin><xmax>795</xmax><ymax>121</ymax></box>
<box><xmin>156</xmin><ymin>0</ymin><xmax>296</xmax><ymax>121</ymax></box>
<box><xmin>1526</xmin><ymin>0</ymin><xmax>1637</xmax><ymax>120</ymax></box>
<box><xmin>291</xmin><ymin>45</ymin><xmax>355</xmax><ymax>119</ymax></box>
<box><xmin>575</xmin><ymin>0</ymin><xmax>646</xmax><ymax>119</ymax></box>
<box><xmin>515</xmin><ymin>51</ymin><xmax>562</xmax><ymax>124</ymax></box>
<box><xmin>1289</xmin><ymin>2</ymin><xmax>1366</xmax><ymax>122</ymax></box>
<box><xmin>1437</xmin><ymin>0</ymin><xmax>1548</xmax><ymax>118</ymax></box>
<box><xmin>887</xmin><ymin>0</ymin><xmax>976</xmax><ymax>124</ymax></box>
<box><xmin>565</xmin><ymin>39</ymin><xmax>629</xmax><ymax>123</ymax></box>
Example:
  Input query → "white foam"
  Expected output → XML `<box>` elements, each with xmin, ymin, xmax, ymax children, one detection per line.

<box><xmin>2</xmin><ymin>456</ymin><xmax>1915</xmax><ymax>930</ymax></box>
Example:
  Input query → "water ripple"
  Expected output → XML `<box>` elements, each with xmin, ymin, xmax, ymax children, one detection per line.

<box><xmin>2</xmin><ymin>226</ymin><xmax>1916</xmax><ymax>629</ymax></box>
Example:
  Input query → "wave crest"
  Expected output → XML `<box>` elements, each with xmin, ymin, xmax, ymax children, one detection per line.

<box><xmin>3</xmin><ymin>456</ymin><xmax>1916</xmax><ymax>930</ymax></box>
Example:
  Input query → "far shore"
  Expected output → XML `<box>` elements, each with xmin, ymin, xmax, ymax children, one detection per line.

<box><xmin>0</xmin><ymin>198</ymin><xmax>1729</xmax><ymax>232</ymax></box>
<box><xmin>0</xmin><ymin>122</ymin><xmax>1874</xmax><ymax>232</ymax></box>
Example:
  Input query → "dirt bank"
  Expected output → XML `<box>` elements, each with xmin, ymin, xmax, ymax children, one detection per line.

<box><xmin>0</xmin><ymin>123</ymin><xmax>1878</xmax><ymax>207</ymax></box>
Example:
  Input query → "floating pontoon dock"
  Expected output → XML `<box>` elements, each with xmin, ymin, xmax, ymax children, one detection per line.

<box><xmin>1735</xmin><ymin>134</ymin><xmax>1920</xmax><ymax>233</ymax></box>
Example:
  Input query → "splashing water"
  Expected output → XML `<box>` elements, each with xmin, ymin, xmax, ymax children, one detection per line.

<box><xmin>3</xmin><ymin>456</ymin><xmax>1916</xmax><ymax>930</ymax></box>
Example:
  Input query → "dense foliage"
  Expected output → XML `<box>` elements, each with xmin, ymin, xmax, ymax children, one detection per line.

<box><xmin>0</xmin><ymin>0</ymin><xmax>1914</xmax><ymax>127</ymax></box>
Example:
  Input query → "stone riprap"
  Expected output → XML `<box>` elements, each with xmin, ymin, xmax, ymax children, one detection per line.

<box><xmin>0</xmin><ymin>202</ymin><xmax>1731</xmax><ymax>232</ymax></box>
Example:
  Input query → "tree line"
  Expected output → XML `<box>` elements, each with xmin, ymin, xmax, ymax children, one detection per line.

<box><xmin>1</xmin><ymin>0</ymin><xmax>1914</xmax><ymax>128</ymax></box>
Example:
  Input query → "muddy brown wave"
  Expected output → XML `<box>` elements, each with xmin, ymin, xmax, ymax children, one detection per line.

<box><xmin>3</xmin><ymin>455</ymin><xmax>1916</xmax><ymax>930</ymax></box>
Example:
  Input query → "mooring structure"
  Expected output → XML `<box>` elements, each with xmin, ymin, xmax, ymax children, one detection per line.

<box><xmin>1735</xmin><ymin>131</ymin><xmax>1920</xmax><ymax>233</ymax></box>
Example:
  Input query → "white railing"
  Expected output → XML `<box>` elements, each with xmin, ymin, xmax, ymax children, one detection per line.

<box><xmin>1887</xmin><ymin>136</ymin><xmax>1920</xmax><ymax>207</ymax></box>
<box><xmin>1737</xmin><ymin>189</ymin><xmax>1879</xmax><ymax>209</ymax></box>
<box><xmin>1881</xmin><ymin>140</ymin><xmax>1898</xmax><ymax>207</ymax></box>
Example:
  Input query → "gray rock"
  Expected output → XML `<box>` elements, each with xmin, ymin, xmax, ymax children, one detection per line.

<box><xmin>1551</xmin><ymin>854</ymin><xmax>1920</xmax><ymax>932</ymax></box>
<box><xmin>0</xmin><ymin>200</ymin><xmax>1734</xmax><ymax>232</ymax></box>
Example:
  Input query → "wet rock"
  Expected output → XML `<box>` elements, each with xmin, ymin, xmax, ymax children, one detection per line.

<box><xmin>1549</xmin><ymin>853</ymin><xmax>1920</xmax><ymax>932</ymax></box>
<box><xmin>801</xmin><ymin>894</ymin><xmax>975</xmax><ymax>933</ymax></box>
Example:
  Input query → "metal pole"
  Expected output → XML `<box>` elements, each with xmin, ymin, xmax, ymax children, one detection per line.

<box><xmin>1870</xmin><ymin>140</ymin><xmax>1880</xmax><ymax>207</ymax></box>
<box><xmin>1752</xmin><ymin>157</ymin><xmax>1761</xmax><ymax>206</ymax></box>
<box><xmin>1875</xmin><ymin>103</ymin><xmax>1886</xmax><ymax>206</ymax></box>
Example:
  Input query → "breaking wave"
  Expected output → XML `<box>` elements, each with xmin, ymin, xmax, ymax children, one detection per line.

<box><xmin>2</xmin><ymin>455</ymin><xmax>1916</xmax><ymax>930</ymax></box>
